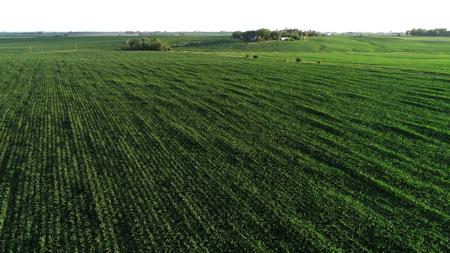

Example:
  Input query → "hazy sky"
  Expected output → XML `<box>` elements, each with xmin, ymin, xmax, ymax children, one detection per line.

<box><xmin>1</xmin><ymin>0</ymin><xmax>449</xmax><ymax>32</ymax></box>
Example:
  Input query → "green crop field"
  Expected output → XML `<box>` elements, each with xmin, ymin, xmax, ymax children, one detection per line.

<box><xmin>0</xmin><ymin>35</ymin><xmax>448</xmax><ymax>252</ymax></box>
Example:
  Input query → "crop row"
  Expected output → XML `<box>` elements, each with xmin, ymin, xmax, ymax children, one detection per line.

<box><xmin>0</xmin><ymin>51</ymin><xmax>448</xmax><ymax>252</ymax></box>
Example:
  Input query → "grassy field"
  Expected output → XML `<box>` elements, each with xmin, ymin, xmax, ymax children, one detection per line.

<box><xmin>0</xmin><ymin>36</ymin><xmax>448</xmax><ymax>252</ymax></box>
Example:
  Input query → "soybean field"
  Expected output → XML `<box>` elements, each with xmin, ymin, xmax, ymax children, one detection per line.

<box><xmin>0</xmin><ymin>36</ymin><xmax>449</xmax><ymax>252</ymax></box>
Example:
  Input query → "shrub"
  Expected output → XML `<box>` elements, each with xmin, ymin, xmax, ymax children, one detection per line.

<box><xmin>122</xmin><ymin>38</ymin><xmax>172</xmax><ymax>51</ymax></box>
<box><xmin>253</xmin><ymin>55</ymin><xmax>259</xmax><ymax>59</ymax></box>
<box><xmin>317</xmin><ymin>61</ymin><xmax>321</xmax><ymax>64</ymax></box>
<box><xmin>296</xmin><ymin>57</ymin><xmax>302</xmax><ymax>63</ymax></box>
<box><xmin>246</xmin><ymin>54</ymin><xmax>250</xmax><ymax>58</ymax></box>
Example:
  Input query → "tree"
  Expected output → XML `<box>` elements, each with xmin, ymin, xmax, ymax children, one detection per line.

<box><xmin>407</xmin><ymin>28</ymin><xmax>450</xmax><ymax>37</ymax></box>
<box><xmin>256</xmin><ymin>29</ymin><xmax>271</xmax><ymax>41</ymax></box>
<box><xmin>232</xmin><ymin>31</ymin><xmax>243</xmax><ymax>40</ymax></box>
<box><xmin>231</xmin><ymin>28</ymin><xmax>320</xmax><ymax>42</ymax></box>
<box><xmin>122</xmin><ymin>38</ymin><xmax>172</xmax><ymax>51</ymax></box>
<box><xmin>270</xmin><ymin>31</ymin><xmax>281</xmax><ymax>40</ymax></box>
<box><xmin>242</xmin><ymin>30</ymin><xmax>258</xmax><ymax>42</ymax></box>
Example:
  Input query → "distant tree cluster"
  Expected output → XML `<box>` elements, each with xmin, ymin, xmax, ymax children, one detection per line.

<box><xmin>122</xmin><ymin>38</ymin><xmax>172</xmax><ymax>51</ymax></box>
<box><xmin>406</xmin><ymin>28</ymin><xmax>450</xmax><ymax>37</ymax></box>
<box><xmin>232</xmin><ymin>29</ymin><xmax>320</xmax><ymax>42</ymax></box>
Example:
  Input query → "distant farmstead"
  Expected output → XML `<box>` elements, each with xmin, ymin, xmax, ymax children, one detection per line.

<box><xmin>232</xmin><ymin>28</ymin><xmax>321</xmax><ymax>42</ymax></box>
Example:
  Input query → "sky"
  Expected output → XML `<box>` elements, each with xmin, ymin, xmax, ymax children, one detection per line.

<box><xmin>1</xmin><ymin>0</ymin><xmax>449</xmax><ymax>32</ymax></box>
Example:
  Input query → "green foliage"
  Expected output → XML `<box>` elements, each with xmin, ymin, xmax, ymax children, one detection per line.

<box><xmin>253</xmin><ymin>55</ymin><xmax>258</xmax><ymax>59</ymax></box>
<box><xmin>0</xmin><ymin>35</ymin><xmax>448</xmax><ymax>252</ymax></box>
<box><xmin>256</xmin><ymin>28</ymin><xmax>272</xmax><ymax>41</ymax></box>
<box><xmin>270</xmin><ymin>30</ymin><xmax>281</xmax><ymax>40</ymax></box>
<box><xmin>232</xmin><ymin>31</ymin><xmax>242</xmax><ymax>40</ymax></box>
<box><xmin>407</xmin><ymin>28</ymin><xmax>450</xmax><ymax>37</ymax></box>
<box><xmin>231</xmin><ymin>28</ymin><xmax>320</xmax><ymax>42</ymax></box>
<box><xmin>296</xmin><ymin>57</ymin><xmax>302</xmax><ymax>62</ymax></box>
<box><xmin>122</xmin><ymin>38</ymin><xmax>172</xmax><ymax>51</ymax></box>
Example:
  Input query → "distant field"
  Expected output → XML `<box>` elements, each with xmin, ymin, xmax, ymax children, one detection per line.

<box><xmin>2</xmin><ymin>35</ymin><xmax>450</xmax><ymax>73</ymax></box>
<box><xmin>0</xmin><ymin>36</ymin><xmax>448</xmax><ymax>252</ymax></box>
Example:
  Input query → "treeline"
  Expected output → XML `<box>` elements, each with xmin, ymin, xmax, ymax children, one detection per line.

<box><xmin>122</xmin><ymin>38</ymin><xmax>172</xmax><ymax>51</ymax></box>
<box><xmin>232</xmin><ymin>29</ymin><xmax>320</xmax><ymax>42</ymax></box>
<box><xmin>407</xmin><ymin>28</ymin><xmax>450</xmax><ymax>37</ymax></box>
